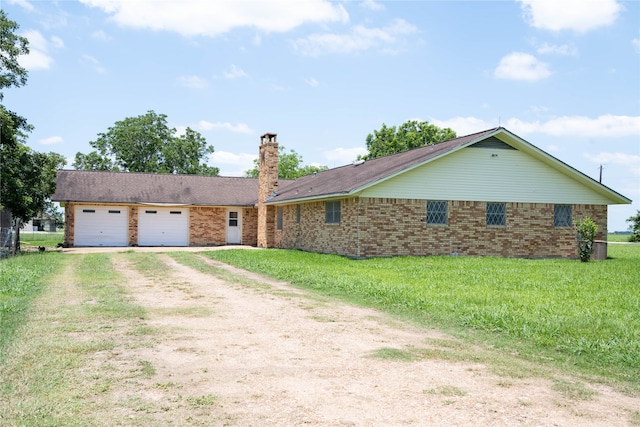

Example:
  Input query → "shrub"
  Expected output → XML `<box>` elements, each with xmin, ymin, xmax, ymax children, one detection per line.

<box><xmin>575</xmin><ymin>217</ymin><xmax>598</xmax><ymax>262</ymax></box>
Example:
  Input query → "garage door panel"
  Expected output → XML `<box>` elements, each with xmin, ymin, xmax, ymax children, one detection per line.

<box><xmin>74</xmin><ymin>206</ymin><xmax>128</xmax><ymax>246</ymax></box>
<box><xmin>138</xmin><ymin>208</ymin><xmax>188</xmax><ymax>246</ymax></box>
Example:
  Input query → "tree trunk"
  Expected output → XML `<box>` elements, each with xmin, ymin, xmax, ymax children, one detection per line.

<box><xmin>13</xmin><ymin>218</ymin><xmax>21</xmax><ymax>254</ymax></box>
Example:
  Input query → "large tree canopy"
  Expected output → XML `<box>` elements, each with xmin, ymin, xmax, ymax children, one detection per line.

<box><xmin>1</xmin><ymin>11</ymin><xmax>65</xmax><ymax>253</ymax></box>
<box><xmin>245</xmin><ymin>146</ymin><xmax>328</xmax><ymax>179</ymax></box>
<box><xmin>363</xmin><ymin>120</ymin><xmax>457</xmax><ymax>160</ymax></box>
<box><xmin>73</xmin><ymin>110</ymin><xmax>219</xmax><ymax>175</ymax></box>
<box><xmin>0</xmin><ymin>10</ymin><xmax>29</xmax><ymax>99</ymax></box>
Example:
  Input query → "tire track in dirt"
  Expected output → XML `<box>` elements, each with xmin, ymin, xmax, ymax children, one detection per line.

<box><xmin>96</xmin><ymin>253</ymin><xmax>638</xmax><ymax>426</ymax></box>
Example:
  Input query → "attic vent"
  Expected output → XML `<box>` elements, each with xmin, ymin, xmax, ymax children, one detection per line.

<box><xmin>471</xmin><ymin>137</ymin><xmax>516</xmax><ymax>150</ymax></box>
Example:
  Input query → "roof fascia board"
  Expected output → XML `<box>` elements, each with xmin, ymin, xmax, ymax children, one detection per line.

<box><xmin>265</xmin><ymin>192</ymin><xmax>350</xmax><ymax>205</ymax></box>
<box><xmin>495</xmin><ymin>128</ymin><xmax>632</xmax><ymax>204</ymax></box>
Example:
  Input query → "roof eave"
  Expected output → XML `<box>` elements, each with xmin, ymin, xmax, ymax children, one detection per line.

<box><xmin>346</xmin><ymin>129</ymin><xmax>503</xmax><ymax>195</ymax></box>
<box><xmin>496</xmin><ymin>129</ymin><xmax>632</xmax><ymax>205</ymax></box>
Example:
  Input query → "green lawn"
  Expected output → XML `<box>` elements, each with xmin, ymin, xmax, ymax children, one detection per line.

<box><xmin>608</xmin><ymin>233</ymin><xmax>634</xmax><ymax>242</ymax></box>
<box><xmin>203</xmin><ymin>245</ymin><xmax>640</xmax><ymax>386</ymax></box>
<box><xmin>0</xmin><ymin>253</ymin><xmax>65</xmax><ymax>358</ymax></box>
<box><xmin>19</xmin><ymin>231</ymin><xmax>64</xmax><ymax>249</ymax></box>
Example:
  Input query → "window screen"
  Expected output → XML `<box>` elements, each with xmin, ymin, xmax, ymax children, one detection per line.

<box><xmin>325</xmin><ymin>201</ymin><xmax>341</xmax><ymax>224</ymax></box>
<box><xmin>486</xmin><ymin>203</ymin><xmax>506</xmax><ymax>226</ymax></box>
<box><xmin>277</xmin><ymin>207</ymin><xmax>283</xmax><ymax>230</ymax></box>
<box><xmin>554</xmin><ymin>205</ymin><xmax>572</xmax><ymax>227</ymax></box>
<box><xmin>426</xmin><ymin>201</ymin><xmax>447</xmax><ymax>224</ymax></box>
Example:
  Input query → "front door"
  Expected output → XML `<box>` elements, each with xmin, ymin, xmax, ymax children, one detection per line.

<box><xmin>226</xmin><ymin>210</ymin><xmax>241</xmax><ymax>244</ymax></box>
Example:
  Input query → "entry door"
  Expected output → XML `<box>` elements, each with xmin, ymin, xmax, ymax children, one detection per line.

<box><xmin>226</xmin><ymin>210</ymin><xmax>241</xmax><ymax>244</ymax></box>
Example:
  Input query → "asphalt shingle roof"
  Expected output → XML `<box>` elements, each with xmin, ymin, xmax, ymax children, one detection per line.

<box><xmin>271</xmin><ymin>128</ymin><xmax>499</xmax><ymax>203</ymax></box>
<box><xmin>52</xmin><ymin>170</ymin><xmax>260</xmax><ymax>206</ymax></box>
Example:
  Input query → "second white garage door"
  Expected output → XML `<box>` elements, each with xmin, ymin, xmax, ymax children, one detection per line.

<box><xmin>138</xmin><ymin>207</ymin><xmax>189</xmax><ymax>246</ymax></box>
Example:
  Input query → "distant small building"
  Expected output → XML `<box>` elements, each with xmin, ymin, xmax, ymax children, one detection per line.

<box><xmin>52</xmin><ymin>127</ymin><xmax>631</xmax><ymax>259</ymax></box>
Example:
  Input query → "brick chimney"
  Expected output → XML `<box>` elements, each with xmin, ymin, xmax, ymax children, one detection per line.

<box><xmin>257</xmin><ymin>132</ymin><xmax>279</xmax><ymax>248</ymax></box>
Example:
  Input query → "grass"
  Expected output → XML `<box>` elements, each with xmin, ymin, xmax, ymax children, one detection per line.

<box><xmin>0</xmin><ymin>253</ymin><xmax>151</xmax><ymax>426</ymax></box>
<box><xmin>202</xmin><ymin>244</ymin><xmax>640</xmax><ymax>387</ymax></box>
<box><xmin>19</xmin><ymin>231</ymin><xmax>64</xmax><ymax>249</ymax></box>
<box><xmin>608</xmin><ymin>233</ymin><xmax>634</xmax><ymax>243</ymax></box>
<box><xmin>0</xmin><ymin>252</ymin><xmax>65</xmax><ymax>359</ymax></box>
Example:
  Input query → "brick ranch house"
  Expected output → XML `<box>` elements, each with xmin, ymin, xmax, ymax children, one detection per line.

<box><xmin>52</xmin><ymin>127</ymin><xmax>631</xmax><ymax>258</ymax></box>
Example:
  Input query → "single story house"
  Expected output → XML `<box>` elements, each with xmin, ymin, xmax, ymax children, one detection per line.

<box><xmin>52</xmin><ymin>127</ymin><xmax>631</xmax><ymax>258</ymax></box>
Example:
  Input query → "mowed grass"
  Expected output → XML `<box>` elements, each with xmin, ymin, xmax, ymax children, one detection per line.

<box><xmin>203</xmin><ymin>244</ymin><xmax>640</xmax><ymax>386</ymax></box>
<box><xmin>19</xmin><ymin>231</ymin><xmax>64</xmax><ymax>249</ymax></box>
<box><xmin>0</xmin><ymin>253</ymin><xmax>65</xmax><ymax>359</ymax></box>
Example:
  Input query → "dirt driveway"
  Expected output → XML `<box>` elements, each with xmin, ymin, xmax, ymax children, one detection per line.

<box><xmin>64</xmin><ymin>249</ymin><xmax>639</xmax><ymax>425</ymax></box>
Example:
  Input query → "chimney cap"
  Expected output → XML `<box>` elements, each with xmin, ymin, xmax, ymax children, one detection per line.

<box><xmin>260</xmin><ymin>133</ymin><xmax>277</xmax><ymax>144</ymax></box>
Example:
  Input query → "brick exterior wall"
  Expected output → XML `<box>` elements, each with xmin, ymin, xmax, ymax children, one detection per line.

<box><xmin>189</xmin><ymin>207</ymin><xmax>226</xmax><ymax>246</ymax></box>
<box><xmin>64</xmin><ymin>203</ymin><xmax>258</xmax><ymax>247</ymax></box>
<box><xmin>257</xmin><ymin>133</ymin><xmax>279</xmax><ymax>248</ymax></box>
<box><xmin>242</xmin><ymin>207</ymin><xmax>259</xmax><ymax>246</ymax></box>
<box><xmin>273</xmin><ymin>197</ymin><xmax>608</xmax><ymax>259</ymax></box>
<box><xmin>128</xmin><ymin>206</ymin><xmax>138</xmax><ymax>245</ymax></box>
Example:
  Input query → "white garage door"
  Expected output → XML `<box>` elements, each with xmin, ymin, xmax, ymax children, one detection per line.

<box><xmin>74</xmin><ymin>205</ymin><xmax>128</xmax><ymax>246</ymax></box>
<box><xmin>138</xmin><ymin>207</ymin><xmax>189</xmax><ymax>246</ymax></box>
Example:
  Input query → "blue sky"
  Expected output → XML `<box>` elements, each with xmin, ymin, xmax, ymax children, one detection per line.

<box><xmin>4</xmin><ymin>0</ymin><xmax>639</xmax><ymax>231</ymax></box>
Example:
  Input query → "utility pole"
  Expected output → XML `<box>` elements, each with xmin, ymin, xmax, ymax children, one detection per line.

<box><xmin>599</xmin><ymin>164</ymin><xmax>603</xmax><ymax>183</ymax></box>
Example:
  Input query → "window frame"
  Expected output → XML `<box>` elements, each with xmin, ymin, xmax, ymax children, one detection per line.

<box><xmin>325</xmin><ymin>200</ymin><xmax>341</xmax><ymax>224</ymax></box>
<box><xmin>426</xmin><ymin>200</ymin><xmax>448</xmax><ymax>225</ymax></box>
<box><xmin>486</xmin><ymin>202</ymin><xmax>506</xmax><ymax>227</ymax></box>
<box><xmin>554</xmin><ymin>205</ymin><xmax>572</xmax><ymax>227</ymax></box>
<box><xmin>276</xmin><ymin>206</ymin><xmax>283</xmax><ymax>230</ymax></box>
<box><xmin>296</xmin><ymin>204</ymin><xmax>301</xmax><ymax>224</ymax></box>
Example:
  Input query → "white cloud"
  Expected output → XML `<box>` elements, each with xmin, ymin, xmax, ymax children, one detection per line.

<box><xmin>633</xmin><ymin>38</ymin><xmax>640</xmax><ymax>53</ymax></box>
<box><xmin>292</xmin><ymin>19</ymin><xmax>418</xmax><ymax>56</ymax></box>
<box><xmin>518</xmin><ymin>0</ymin><xmax>622</xmax><ymax>33</ymax></box>
<box><xmin>39</xmin><ymin>136</ymin><xmax>63</xmax><ymax>145</ymax></box>
<box><xmin>210</xmin><ymin>151</ymin><xmax>256</xmax><ymax>176</ymax></box>
<box><xmin>536</xmin><ymin>42</ymin><xmax>577</xmax><ymax>56</ymax></box>
<box><xmin>80</xmin><ymin>55</ymin><xmax>106</xmax><ymax>74</ymax></box>
<box><xmin>506</xmin><ymin>115</ymin><xmax>640</xmax><ymax>138</ymax></box>
<box><xmin>583</xmin><ymin>152</ymin><xmax>640</xmax><ymax>166</ymax></box>
<box><xmin>197</xmin><ymin>121</ymin><xmax>253</xmax><ymax>134</ymax></box>
<box><xmin>222</xmin><ymin>65</ymin><xmax>248</xmax><ymax>79</ymax></box>
<box><xmin>494</xmin><ymin>52</ymin><xmax>551</xmax><ymax>81</ymax></box>
<box><xmin>305</xmin><ymin>77</ymin><xmax>320</xmax><ymax>87</ymax></box>
<box><xmin>430</xmin><ymin>115</ymin><xmax>640</xmax><ymax>139</ymax></box>
<box><xmin>361</xmin><ymin>0</ymin><xmax>384</xmax><ymax>11</ymax></box>
<box><xmin>323</xmin><ymin>147</ymin><xmax>368</xmax><ymax>164</ymax></box>
<box><xmin>18</xmin><ymin>30</ymin><xmax>60</xmax><ymax>70</ymax></box>
<box><xmin>79</xmin><ymin>0</ymin><xmax>348</xmax><ymax>37</ymax></box>
<box><xmin>91</xmin><ymin>30</ymin><xmax>112</xmax><ymax>41</ymax></box>
<box><xmin>178</xmin><ymin>75</ymin><xmax>208</xmax><ymax>89</ymax></box>
<box><xmin>7</xmin><ymin>0</ymin><xmax>34</xmax><ymax>12</ymax></box>
<box><xmin>430</xmin><ymin>117</ymin><xmax>496</xmax><ymax>136</ymax></box>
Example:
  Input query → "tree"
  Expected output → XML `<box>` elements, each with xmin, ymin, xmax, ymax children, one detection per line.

<box><xmin>1</xmin><ymin>11</ymin><xmax>65</xmax><ymax>253</ymax></box>
<box><xmin>73</xmin><ymin>110</ymin><xmax>219</xmax><ymax>175</ymax></box>
<box><xmin>0</xmin><ymin>10</ymin><xmax>29</xmax><ymax>98</ymax></box>
<box><xmin>245</xmin><ymin>146</ymin><xmax>328</xmax><ymax>179</ymax></box>
<box><xmin>0</xmin><ymin>114</ymin><xmax>66</xmax><ymax>251</ymax></box>
<box><xmin>575</xmin><ymin>217</ymin><xmax>598</xmax><ymax>262</ymax></box>
<box><xmin>626</xmin><ymin>210</ymin><xmax>640</xmax><ymax>242</ymax></box>
<box><xmin>363</xmin><ymin>120</ymin><xmax>457</xmax><ymax>160</ymax></box>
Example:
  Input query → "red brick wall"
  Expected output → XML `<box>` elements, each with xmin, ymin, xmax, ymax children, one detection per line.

<box><xmin>274</xmin><ymin>197</ymin><xmax>608</xmax><ymax>259</ymax></box>
<box><xmin>275</xmin><ymin>199</ymin><xmax>359</xmax><ymax>256</ymax></box>
<box><xmin>189</xmin><ymin>207</ymin><xmax>226</xmax><ymax>246</ymax></box>
<box><xmin>66</xmin><ymin>203</ymin><xmax>259</xmax><ymax>247</ymax></box>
